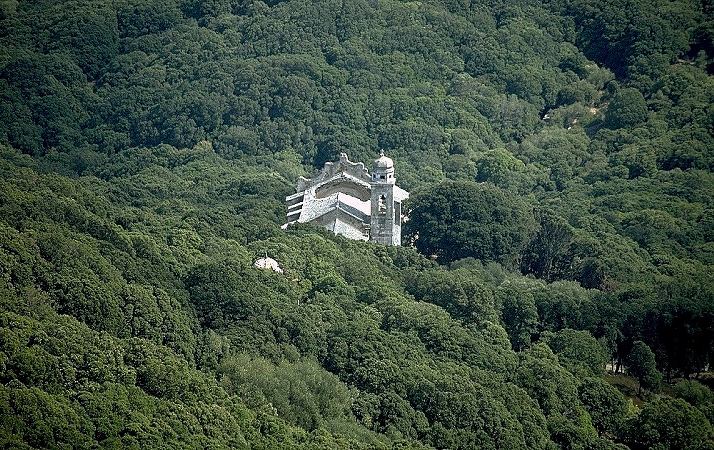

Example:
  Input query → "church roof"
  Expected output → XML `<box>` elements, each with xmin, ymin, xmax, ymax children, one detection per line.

<box><xmin>293</xmin><ymin>192</ymin><xmax>370</xmax><ymax>225</ymax></box>
<box><xmin>393</xmin><ymin>185</ymin><xmax>409</xmax><ymax>202</ymax></box>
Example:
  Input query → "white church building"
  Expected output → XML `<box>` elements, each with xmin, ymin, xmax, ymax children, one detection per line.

<box><xmin>283</xmin><ymin>152</ymin><xmax>409</xmax><ymax>245</ymax></box>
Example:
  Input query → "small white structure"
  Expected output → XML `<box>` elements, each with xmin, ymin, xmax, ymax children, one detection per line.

<box><xmin>253</xmin><ymin>254</ymin><xmax>283</xmax><ymax>273</ymax></box>
<box><xmin>283</xmin><ymin>152</ymin><xmax>409</xmax><ymax>245</ymax></box>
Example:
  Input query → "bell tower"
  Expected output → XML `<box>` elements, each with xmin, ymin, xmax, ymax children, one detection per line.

<box><xmin>370</xmin><ymin>151</ymin><xmax>401</xmax><ymax>245</ymax></box>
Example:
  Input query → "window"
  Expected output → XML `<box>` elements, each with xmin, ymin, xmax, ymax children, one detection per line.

<box><xmin>394</xmin><ymin>201</ymin><xmax>401</xmax><ymax>222</ymax></box>
<box><xmin>378</xmin><ymin>195</ymin><xmax>387</xmax><ymax>213</ymax></box>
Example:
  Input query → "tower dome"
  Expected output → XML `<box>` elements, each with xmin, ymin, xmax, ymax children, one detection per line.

<box><xmin>373</xmin><ymin>150</ymin><xmax>393</xmax><ymax>169</ymax></box>
<box><xmin>372</xmin><ymin>150</ymin><xmax>395</xmax><ymax>184</ymax></box>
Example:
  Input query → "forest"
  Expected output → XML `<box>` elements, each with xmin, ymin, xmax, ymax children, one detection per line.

<box><xmin>0</xmin><ymin>0</ymin><xmax>713</xmax><ymax>448</ymax></box>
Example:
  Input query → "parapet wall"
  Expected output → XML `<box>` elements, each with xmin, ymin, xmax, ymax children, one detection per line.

<box><xmin>296</xmin><ymin>153</ymin><xmax>371</xmax><ymax>192</ymax></box>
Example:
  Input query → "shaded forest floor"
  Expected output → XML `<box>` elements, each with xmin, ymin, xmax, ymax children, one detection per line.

<box><xmin>606</xmin><ymin>372</ymin><xmax>714</xmax><ymax>408</ymax></box>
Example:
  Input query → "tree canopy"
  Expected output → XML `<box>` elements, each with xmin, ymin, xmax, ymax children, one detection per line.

<box><xmin>0</xmin><ymin>0</ymin><xmax>713</xmax><ymax>448</ymax></box>
<box><xmin>404</xmin><ymin>181</ymin><xmax>536</xmax><ymax>267</ymax></box>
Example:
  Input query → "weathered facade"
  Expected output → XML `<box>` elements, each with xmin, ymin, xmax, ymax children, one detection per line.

<box><xmin>283</xmin><ymin>152</ymin><xmax>409</xmax><ymax>245</ymax></box>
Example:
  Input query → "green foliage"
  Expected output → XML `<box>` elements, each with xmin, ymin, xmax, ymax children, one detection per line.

<box><xmin>547</xmin><ymin>328</ymin><xmax>608</xmax><ymax>375</ymax></box>
<box><xmin>605</xmin><ymin>88</ymin><xmax>649</xmax><ymax>129</ymax></box>
<box><xmin>404</xmin><ymin>181</ymin><xmax>536</xmax><ymax>268</ymax></box>
<box><xmin>626</xmin><ymin>341</ymin><xmax>663</xmax><ymax>394</ymax></box>
<box><xmin>404</xmin><ymin>268</ymin><xmax>497</xmax><ymax>324</ymax></box>
<box><xmin>578</xmin><ymin>377</ymin><xmax>631</xmax><ymax>436</ymax></box>
<box><xmin>513</xmin><ymin>343</ymin><xmax>580</xmax><ymax>416</ymax></box>
<box><xmin>520</xmin><ymin>209</ymin><xmax>573</xmax><ymax>280</ymax></box>
<box><xmin>623</xmin><ymin>397</ymin><xmax>714</xmax><ymax>450</ymax></box>
<box><xmin>672</xmin><ymin>381</ymin><xmax>714</xmax><ymax>424</ymax></box>
<box><xmin>218</xmin><ymin>355</ymin><xmax>357</xmax><ymax>433</ymax></box>
<box><xmin>0</xmin><ymin>0</ymin><xmax>712</xmax><ymax>447</ymax></box>
<box><xmin>496</xmin><ymin>280</ymin><xmax>538</xmax><ymax>350</ymax></box>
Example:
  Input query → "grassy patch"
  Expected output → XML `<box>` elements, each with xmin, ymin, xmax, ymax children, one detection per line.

<box><xmin>605</xmin><ymin>373</ymin><xmax>646</xmax><ymax>406</ymax></box>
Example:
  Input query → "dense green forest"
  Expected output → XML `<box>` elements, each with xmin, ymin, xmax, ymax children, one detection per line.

<box><xmin>1</xmin><ymin>0</ymin><xmax>713</xmax><ymax>448</ymax></box>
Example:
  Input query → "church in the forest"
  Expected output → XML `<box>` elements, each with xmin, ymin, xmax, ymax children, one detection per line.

<box><xmin>283</xmin><ymin>152</ymin><xmax>409</xmax><ymax>245</ymax></box>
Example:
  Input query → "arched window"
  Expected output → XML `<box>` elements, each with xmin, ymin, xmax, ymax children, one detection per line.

<box><xmin>378</xmin><ymin>195</ymin><xmax>387</xmax><ymax>213</ymax></box>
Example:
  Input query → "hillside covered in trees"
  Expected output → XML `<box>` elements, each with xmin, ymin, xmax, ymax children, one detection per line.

<box><xmin>1</xmin><ymin>0</ymin><xmax>713</xmax><ymax>448</ymax></box>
